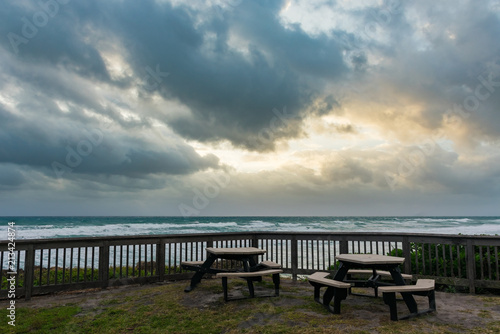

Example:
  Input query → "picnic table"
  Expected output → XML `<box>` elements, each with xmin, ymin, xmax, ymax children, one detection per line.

<box><xmin>333</xmin><ymin>253</ymin><xmax>419</xmax><ymax>314</ymax></box>
<box><xmin>182</xmin><ymin>247</ymin><xmax>267</xmax><ymax>292</ymax></box>
<box><xmin>334</xmin><ymin>253</ymin><xmax>408</xmax><ymax>286</ymax></box>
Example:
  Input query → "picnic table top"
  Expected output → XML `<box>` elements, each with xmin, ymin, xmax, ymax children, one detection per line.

<box><xmin>336</xmin><ymin>253</ymin><xmax>405</xmax><ymax>265</ymax></box>
<box><xmin>206</xmin><ymin>247</ymin><xmax>266</xmax><ymax>256</ymax></box>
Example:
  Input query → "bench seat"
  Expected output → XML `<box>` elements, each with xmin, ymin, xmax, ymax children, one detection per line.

<box><xmin>216</xmin><ymin>269</ymin><xmax>283</xmax><ymax>301</ymax></box>
<box><xmin>347</xmin><ymin>269</ymin><xmax>412</xmax><ymax>280</ymax></box>
<box><xmin>378</xmin><ymin>279</ymin><xmax>436</xmax><ymax>321</ymax></box>
<box><xmin>378</xmin><ymin>279</ymin><xmax>434</xmax><ymax>293</ymax></box>
<box><xmin>181</xmin><ymin>260</ymin><xmax>205</xmax><ymax>266</ymax></box>
<box><xmin>216</xmin><ymin>269</ymin><xmax>282</xmax><ymax>278</ymax></box>
<box><xmin>180</xmin><ymin>261</ymin><xmax>205</xmax><ymax>272</ymax></box>
<box><xmin>307</xmin><ymin>272</ymin><xmax>351</xmax><ymax>314</ymax></box>
<box><xmin>308</xmin><ymin>272</ymin><xmax>351</xmax><ymax>288</ymax></box>
<box><xmin>259</xmin><ymin>260</ymin><xmax>282</xmax><ymax>269</ymax></box>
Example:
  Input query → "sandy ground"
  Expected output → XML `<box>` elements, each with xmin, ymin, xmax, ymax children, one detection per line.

<box><xmin>3</xmin><ymin>278</ymin><xmax>500</xmax><ymax>333</ymax></box>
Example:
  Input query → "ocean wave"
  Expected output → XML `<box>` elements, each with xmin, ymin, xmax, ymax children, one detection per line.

<box><xmin>9</xmin><ymin>216</ymin><xmax>499</xmax><ymax>239</ymax></box>
<box><xmin>412</xmin><ymin>217</ymin><xmax>472</xmax><ymax>223</ymax></box>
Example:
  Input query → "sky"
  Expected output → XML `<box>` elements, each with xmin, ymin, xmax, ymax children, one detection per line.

<box><xmin>0</xmin><ymin>0</ymin><xmax>499</xmax><ymax>217</ymax></box>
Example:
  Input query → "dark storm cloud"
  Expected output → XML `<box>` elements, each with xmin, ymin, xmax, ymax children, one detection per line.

<box><xmin>1</xmin><ymin>1</ymin><xmax>113</xmax><ymax>83</ymax></box>
<box><xmin>104</xmin><ymin>0</ymin><xmax>347</xmax><ymax>150</ymax></box>
<box><xmin>0</xmin><ymin>105</ymin><xmax>219</xmax><ymax>180</ymax></box>
<box><xmin>0</xmin><ymin>0</ymin><xmax>348</xmax><ymax>156</ymax></box>
<box><xmin>0</xmin><ymin>164</ymin><xmax>26</xmax><ymax>187</ymax></box>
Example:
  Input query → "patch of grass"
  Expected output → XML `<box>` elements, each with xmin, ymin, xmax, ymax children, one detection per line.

<box><xmin>2</xmin><ymin>279</ymin><xmax>500</xmax><ymax>333</ymax></box>
<box><xmin>478</xmin><ymin>309</ymin><xmax>492</xmax><ymax>318</ymax></box>
<box><xmin>0</xmin><ymin>305</ymin><xmax>81</xmax><ymax>333</ymax></box>
<box><xmin>480</xmin><ymin>296</ymin><xmax>500</xmax><ymax>307</ymax></box>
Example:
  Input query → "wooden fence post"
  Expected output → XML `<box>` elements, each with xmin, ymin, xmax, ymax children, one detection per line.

<box><xmin>157</xmin><ymin>239</ymin><xmax>165</xmax><ymax>282</ymax></box>
<box><xmin>251</xmin><ymin>234</ymin><xmax>259</xmax><ymax>248</ymax></box>
<box><xmin>466</xmin><ymin>239</ymin><xmax>476</xmax><ymax>294</ymax></box>
<box><xmin>24</xmin><ymin>245</ymin><xmax>35</xmax><ymax>301</ymax></box>
<box><xmin>291</xmin><ymin>236</ymin><xmax>298</xmax><ymax>281</ymax></box>
<box><xmin>339</xmin><ymin>239</ymin><xmax>348</xmax><ymax>254</ymax></box>
<box><xmin>99</xmin><ymin>242</ymin><xmax>110</xmax><ymax>289</ymax></box>
<box><xmin>402</xmin><ymin>236</ymin><xmax>411</xmax><ymax>275</ymax></box>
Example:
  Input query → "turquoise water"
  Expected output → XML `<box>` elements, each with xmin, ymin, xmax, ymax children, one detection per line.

<box><xmin>2</xmin><ymin>216</ymin><xmax>499</xmax><ymax>239</ymax></box>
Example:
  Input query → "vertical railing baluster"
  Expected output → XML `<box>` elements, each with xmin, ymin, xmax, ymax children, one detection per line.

<box><xmin>151</xmin><ymin>244</ymin><xmax>155</xmax><ymax>276</ymax></box>
<box><xmin>421</xmin><ymin>244</ymin><xmax>426</xmax><ymax>275</ymax></box>
<box><xmin>46</xmin><ymin>249</ymin><xmax>51</xmax><ymax>286</ymax></box>
<box><xmin>495</xmin><ymin>246</ymin><xmax>499</xmax><ymax>283</ymax></box>
<box><xmin>69</xmin><ymin>248</ymin><xmax>73</xmax><ymax>284</ymax></box>
<box><xmin>316</xmin><ymin>240</ymin><xmax>320</xmax><ymax>270</ymax></box>
<box><xmin>144</xmin><ymin>244</ymin><xmax>149</xmax><ymax>276</ymax></box>
<box><xmin>435</xmin><ymin>244</ymin><xmax>439</xmax><ymax>276</ymax></box>
<box><xmin>62</xmin><ymin>248</ymin><xmax>67</xmax><ymax>284</ymax></box>
<box><xmin>328</xmin><ymin>240</ymin><xmax>332</xmax><ymax>271</ymax></box>
<box><xmin>112</xmin><ymin>245</ymin><xmax>116</xmax><ymax>279</ymax></box>
<box><xmin>167</xmin><ymin>243</ymin><xmax>172</xmax><ymax>275</ymax></box>
<box><xmin>0</xmin><ymin>251</ymin><xmax>3</xmax><ymax>287</ymax></box>
<box><xmin>132</xmin><ymin>245</ymin><xmax>136</xmax><ymax>276</ymax></box>
<box><xmin>77</xmin><ymin>247</ymin><xmax>81</xmax><ymax>282</ymax></box>
<box><xmin>449</xmin><ymin>244</ymin><xmax>454</xmax><ymax>278</ymax></box>
<box><xmin>119</xmin><ymin>245</ymin><xmax>123</xmax><ymax>278</ymax></box>
<box><xmin>138</xmin><ymin>244</ymin><xmax>142</xmax><ymax>277</ymax></box>
<box><xmin>479</xmin><ymin>246</ymin><xmax>484</xmax><ymax>280</ymax></box>
<box><xmin>38</xmin><ymin>249</ymin><xmax>43</xmax><ymax>286</ymax></box>
<box><xmin>126</xmin><ymin>245</ymin><xmax>129</xmax><ymax>277</ymax></box>
<box><xmin>414</xmin><ymin>243</ymin><xmax>419</xmax><ymax>274</ymax></box>
<box><xmin>91</xmin><ymin>247</ymin><xmax>95</xmax><ymax>281</ymax></box>
<box><xmin>486</xmin><ymin>246</ymin><xmax>492</xmax><ymax>280</ymax></box>
<box><xmin>427</xmin><ymin>243</ymin><xmax>432</xmax><ymax>275</ymax></box>
<box><xmin>442</xmin><ymin>244</ymin><xmax>447</xmax><ymax>277</ymax></box>
<box><xmin>54</xmin><ymin>248</ymin><xmax>59</xmax><ymax>284</ymax></box>
<box><xmin>457</xmin><ymin>245</ymin><xmax>462</xmax><ymax>278</ymax></box>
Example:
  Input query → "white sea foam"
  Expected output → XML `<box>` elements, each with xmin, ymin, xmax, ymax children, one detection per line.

<box><xmin>8</xmin><ymin>216</ymin><xmax>500</xmax><ymax>239</ymax></box>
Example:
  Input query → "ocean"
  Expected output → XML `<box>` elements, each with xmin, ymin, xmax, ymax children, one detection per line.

<box><xmin>2</xmin><ymin>216</ymin><xmax>500</xmax><ymax>240</ymax></box>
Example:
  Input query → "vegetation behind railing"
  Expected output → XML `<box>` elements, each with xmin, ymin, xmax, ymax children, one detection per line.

<box><xmin>1</xmin><ymin>232</ymin><xmax>499</xmax><ymax>300</ymax></box>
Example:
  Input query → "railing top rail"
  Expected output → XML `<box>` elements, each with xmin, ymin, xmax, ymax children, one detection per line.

<box><xmin>1</xmin><ymin>231</ymin><xmax>499</xmax><ymax>247</ymax></box>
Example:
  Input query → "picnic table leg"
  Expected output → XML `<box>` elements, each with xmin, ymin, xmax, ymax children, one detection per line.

<box><xmin>313</xmin><ymin>283</ymin><xmax>321</xmax><ymax>303</ymax></box>
<box><xmin>332</xmin><ymin>287</ymin><xmax>348</xmax><ymax>314</ymax></box>
<box><xmin>382</xmin><ymin>292</ymin><xmax>399</xmax><ymax>321</ymax></box>
<box><xmin>332</xmin><ymin>263</ymin><xmax>349</xmax><ymax>281</ymax></box>
<box><xmin>247</xmin><ymin>278</ymin><xmax>255</xmax><ymax>298</ymax></box>
<box><xmin>428</xmin><ymin>290</ymin><xmax>436</xmax><ymax>311</ymax></box>
<box><xmin>322</xmin><ymin>287</ymin><xmax>335</xmax><ymax>311</ymax></box>
<box><xmin>222</xmin><ymin>277</ymin><xmax>229</xmax><ymax>302</ymax></box>
<box><xmin>272</xmin><ymin>273</ymin><xmax>280</xmax><ymax>296</ymax></box>
<box><xmin>321</xmin><ymin>286</ymin><xmax>346</xmax><ymax>314</ymax></box>
<box><xmin>389</xmin><ymin>268</ymin><xmax>418</xmax><ymax>314</ymax></box>
<box><xmin>184</xmin><ymin>254</ymin><xmax>217</xmax><ymax>292</ymax></box>
<box><xmin>246</xmin><ymin>257</ymin><xmax>263</xmax><ymax>281</ymax></box>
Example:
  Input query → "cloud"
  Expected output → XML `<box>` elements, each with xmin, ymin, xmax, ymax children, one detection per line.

<box><xmin>0</xmin><ymin>0</ymin><xmax>499</xmax><ymax>215</ymax></box>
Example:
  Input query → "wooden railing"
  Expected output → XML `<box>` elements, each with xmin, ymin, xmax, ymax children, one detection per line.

<box><xmin>1</xmin><ymin>232</ymin><xmax>499</xmax><ymax>299</ymax></box>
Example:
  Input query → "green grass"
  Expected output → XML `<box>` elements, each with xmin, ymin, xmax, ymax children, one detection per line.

<box><xmin>1</xmin><ymin>265</ymin><xmax>184</xmax><ymax>289</ymax></box>
<box><xmin>3</xmin><ymin>305</ymin><xmax>81</xmax><ymax>333</ymax></box>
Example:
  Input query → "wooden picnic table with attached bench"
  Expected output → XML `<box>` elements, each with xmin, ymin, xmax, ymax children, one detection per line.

<box><xmin>181</xmin><ymin>247</ymin><xmax>282</xmax><ymax>301</ymax></box>
<box><xmin>335</xmin><ymin>253</ymin><xmax>410</xmax><ymax>295</ymax></box>
<box><xmin>308</xmin><ymin>253</ymin><xmax>436</xmax><ymax>320</ymax></box>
